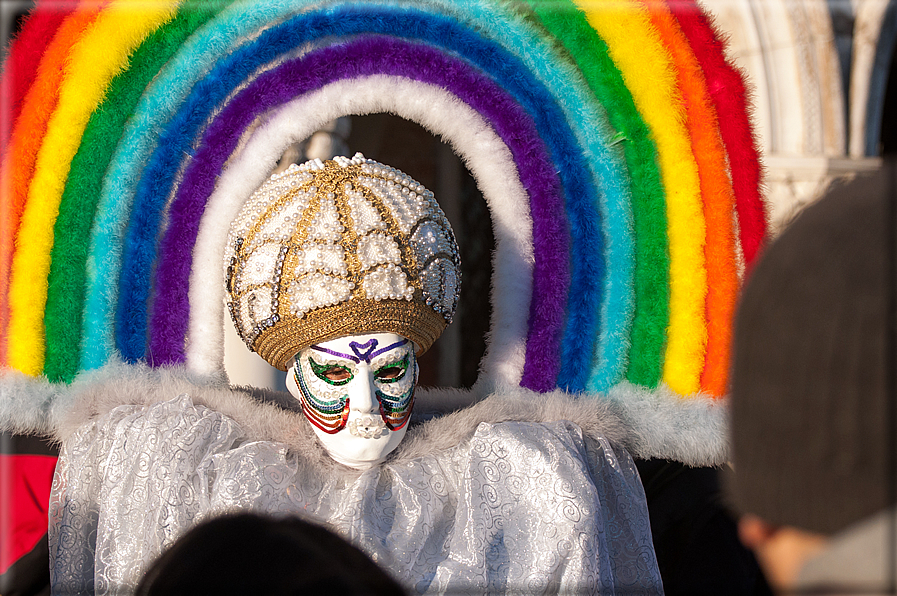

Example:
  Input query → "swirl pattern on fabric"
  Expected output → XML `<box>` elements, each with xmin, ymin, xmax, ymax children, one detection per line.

<box><xmin>49</xmin><ymin>395</ymin><xmax>662</xmax><ymax>594</ymax></box>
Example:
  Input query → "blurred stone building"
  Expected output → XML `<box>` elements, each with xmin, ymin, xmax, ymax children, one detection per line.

<box><xmin>711</xmin><ymin>0</ymin><xmax>894</xmax><ymax>231</ymax></box>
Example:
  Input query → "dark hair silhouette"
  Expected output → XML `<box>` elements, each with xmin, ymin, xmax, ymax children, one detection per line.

<box><xmin>136</xmin><ymin>512</ymin><xmax>407</xmax><ymax>595</ymax></box>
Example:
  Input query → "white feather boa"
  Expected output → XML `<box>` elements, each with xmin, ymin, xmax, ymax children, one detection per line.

<box><xmin>189</xmin><ymin>76</ymin><xmax>533</xmax><ymax>391</ymax></box>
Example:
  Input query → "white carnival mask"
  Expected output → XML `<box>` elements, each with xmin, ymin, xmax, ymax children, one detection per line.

<box><xmin>286</xmin><ymin>332</ymin><xmax>417</xmax><ymax>469</ymax></box>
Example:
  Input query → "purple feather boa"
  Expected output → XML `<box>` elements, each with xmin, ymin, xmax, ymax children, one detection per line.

<box><xmin>149</xmin><ymin>35</ymin><xmax>569</xmax><ymax>390</ymax></box>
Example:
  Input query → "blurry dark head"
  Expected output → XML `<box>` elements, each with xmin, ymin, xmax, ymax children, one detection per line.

<box><xmin>730</xmin><ymin>162</ymin><xmax>897</xmax><ymax>536</ymax></box>
<box><xmin>136</xmin><ymin>513</ymin><xmax>407</xmax><ymax>596</ymax></box>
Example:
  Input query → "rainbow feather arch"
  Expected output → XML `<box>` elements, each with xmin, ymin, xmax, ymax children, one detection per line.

<box><xmin>0</xmin><ymin>0</ymin><xmax>766</xmax><ymax>464</ymax></box>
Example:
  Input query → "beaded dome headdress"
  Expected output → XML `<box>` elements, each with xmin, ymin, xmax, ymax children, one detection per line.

<box><xmin>224</xmin><ymin>153</ymin><xmax>461</xmax><ymax>370</ymax></box>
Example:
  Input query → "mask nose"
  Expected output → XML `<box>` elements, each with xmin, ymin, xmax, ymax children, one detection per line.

<box><xmin>350</xmin><ymin>367</ymin><xmax>379</xmax><ymax>415</ymax></box>
<box><xmin>346</xmin><ymin>367</ymin><xmax>387</xmax><ymax>440</ymax></box>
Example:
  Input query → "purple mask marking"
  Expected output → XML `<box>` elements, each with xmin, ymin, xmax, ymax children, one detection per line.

<box><xmin>311</xmin><ymin>339</ymin><xmax>409</xmax><ymax>364</ymax></box>
<box><xmin>349</xmin><ymin>339</ymin><xmax>378</xmax><ymax>361</ymax></box>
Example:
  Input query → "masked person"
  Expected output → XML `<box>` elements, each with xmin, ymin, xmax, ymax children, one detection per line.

<box><xmin>223</xmin><ymin>155</ymin><xmax>456</xmax><ymax>470</ymax></box>
<box><xmin>48</xmin><ymin>155</ymin><xmax>662</xmax><ymax>595</ymax></box>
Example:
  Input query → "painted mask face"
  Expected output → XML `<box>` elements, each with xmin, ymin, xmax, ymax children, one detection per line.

<box><xmin>286</xmin><ymin>332</ymin><xmax>417</xmax><ymax>469</ymax></box>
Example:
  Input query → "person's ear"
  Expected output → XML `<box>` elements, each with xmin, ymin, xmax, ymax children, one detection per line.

<box><xmin>738</xmin><ymin>514</ymin><xmax>777</xmax><ymax>550</ymax></box>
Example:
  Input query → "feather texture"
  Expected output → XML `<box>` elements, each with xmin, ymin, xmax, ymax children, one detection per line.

<box><xmin>149</xmin><ymin>32</ymin><xmax>568</xmax><ymax>376</ymax></box>
<box><xmin>433</xmin><ymin>0</ymin><xmax>634</xmax><ymax>393</ymax></box>
<box><xmin>0</xmin><ymin>0</ymin><xmax>77</xmax><ymax>152</ymax></box>
<box><xmin>123</xmin><ymin>7</ymin><xmax>580</xmax><ymax>391</ymax></box>
<box><xmin>81</xmin><ymin>0</ymin><xmax>293</xmax><ymax>370</ymax></box>
<box><xmin>0</xmin><ymin>363</ymin><xmax>728</xmax><ymax>467</ymax></box>
<box><xmin>0</xmin><ymin>3</ymin><xmax>104</xmax><ymax>368</ymax></box>
<box><xmin>0</xmin><ymin>0</ymin><xmax>763</xmax><ymax>467</ymax></box>
<box><xmin>103</xmin><ymin>4</ymin><xmax>570</xmax><ymax>377</ymax></box>
<box><xmin>576</xmin><ymin>0</ymin><xmax>708</xmax><ymax>395</ymax></box>
<box><xmin>44</xmin><ymin>2</ymin><xmax>224</xmax><ymax>382</ymax></box>
<box><xmin>642</xmin><ymin>0</ymin><xmax>737</xmax><ymax>397</ymax></box>
<box><xmin>187</xmin><ymin>76</ymin><xmax>533</xmax><ymax>391</ymax></box>
<box><xmin>528</xmin><ymin>0</ymin><xmax>665</xmax><ymax>391</ymax></box>
<box><xmin>670</xmin><ymin>0</ymin><xmax>767</xmax><ymax>268</ymax></box>
<box><xmin>7</xmin><ymin>0</ymin><xmax>178</xmax><ymax>375</ymax></box>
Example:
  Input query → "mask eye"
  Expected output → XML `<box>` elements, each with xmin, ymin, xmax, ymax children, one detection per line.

<box><xmin>376</xmin><ymin>366</ymin><xmax>403</xmax><ymax>380</ymax></box>
<box><xmin>323</xmin><ymin>366</ymin><xmax>352</xmax><ymax>382</ymax></box>
<box><xmin>307</xmin><ymin>357</ymin><xmax>354</xmax><ymax>386</ymax></box>
<box><xmin>374</xmin><ymin>354</ymin><xmax>408</xmax><ymax>383</ymax></box>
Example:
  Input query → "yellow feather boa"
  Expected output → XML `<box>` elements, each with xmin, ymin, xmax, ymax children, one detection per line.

<box><xmin>8</xmin><ymin>0</ymin><xmax>179</xmax><ymax>376</ymax></box>
<box><xmin>576</xmin><ymin>0</ymin><xmax>707</xmax><ymax>395</ymax></box>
